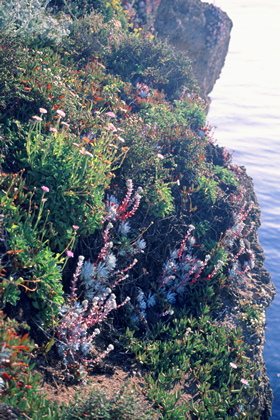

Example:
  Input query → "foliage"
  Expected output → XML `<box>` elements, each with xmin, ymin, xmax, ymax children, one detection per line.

<box><xmin>51</xmin><ymin>0</ymin><xmax>126</xmax><ymax>22</ymax></box>
<box><xmin>0</xmin><ymin>312</ymin><xmax>60</xmax><ymax>419</ymax></box>
<box><xmin>0</xmin><ymin>172</ymin><xmax>65</xmax><ymax>326</ymax></box>
<box><xmin>61</xmin><ymin>386</ymin><xmax>157</xmax><ymax>420</ymax></box>
<box><xmin>55</xmin><ymin>180</ymin><xmax>144</xmax><ymax>371</ymax></box>
<box><xmin>21</xmin><ymin>110</ymin><xmax>127</xmax><ymax>251</ymax></box>
<box><xmin>0</xmin><ymin>0</ymin><xmax>72</xmax><ymax>44</ymax></box>
<box><xmin>0</xmin><ymin>2</ymin><xmax>267</xmax><ymax>418</ymax></box>
<box><xmin>106</xmin><ymin>34</ymin><xmax>198</xmax><ymax>100</ymax></box>
<box><xmin>127</xmin><ymin>311</ymin><xmax>260</xmax><ymax>419</ymax></box>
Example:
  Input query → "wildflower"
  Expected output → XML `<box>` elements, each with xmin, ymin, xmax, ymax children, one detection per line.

<box><xmin>107</xmin><ymin>123</ymin><xmax>117</xmax><ymax>132</ymax></box>
<box><xmin>134</xmin><ymin>238</ymin><xmax>146</xmax><ymax>253</ymax></box>
<box><xmin>118</xmin><ymin>221</ymin><xmax>131</xmax><ymax>235</ymax></box>
<box><xmin>66</xmin><ymin>250</ymin><xmax>74</xmax><ymax>258</ymax></box>
<box><xmin>41</xmin><ymin>186</ymin><xmax>50</xmax><ymax>192</ymax></box>
<box><xmin>107</xmin><ymin>344</ymin><xmax>114</xmax><ymax>351</ymax></box>
<box><xmin>105</xmin><ymin>111</ymin><xmax>116</xmax><ymax>118</ymax></box>
<box><xmin>73</xmin><ymin>142</ymin><xmax>80</xmax><ymax>147</ymax></box>
<box><xmin>79</xmin><ymin>148</ymin><xmax>93</xmax><ymax>157</ymax></box>
<box><xmin>157</xmin><ymin>153</ymin><xmax>164</xmax><ymax>160</ymax></box>
<box><xmin>241</xmin><ymin>378</ymin><xmax>249</xmax><ymax>386</ymax></box>
<box><xmin>105</xmin><ymin>253</ymin><xmax>117</xmax><ymax>270</ymax></box>
<box><xmin>49</xmin><ymin>127</ymin><xmax>58</xmax><ymax>133</ymax></box>
<box><xmin>32</xmin><ymin>115</ymin><xmax>42</xmax><ymax>121</ymax></box>
<box><xmin>39</xmin><ymin>108</ymin><xmax>47</xmax><ymax>114</ymax></box>
<box><xmin>72</xmin><ymin>225</ymin><xmax>79</xmax><ymax>230</ymax></box>
<box><xmin>41</xmin><ymin>198</ymin><xmax>48</xmax><ymax>203</ymax></box>
<box><xmin>117</xmin><ymin>136</ymin><xmax>125</xmax><ymax>142</ymax></box>
<box><xmin>230</xmin><ymin>362</ymin><xmax>238</xmax><ymax>369</ymax></box>
<box><xmin>56</xmin><ymin>109</ymin><xmax>66</xmax><ymax>117</ymax></box>
<box><xmin>61</xmin><ymin>121</ymin><xmax>70</xmax><ymax>128</ymax></box>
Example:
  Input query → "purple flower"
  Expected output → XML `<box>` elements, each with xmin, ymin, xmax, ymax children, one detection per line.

<box><xmin>66</xmin><ymin>250</ymin><xmax>74</xmax><ymax>258</ymax></box>
<box><xmin>41</xmin><ymin>186</ymin><xmax>50</xmax><ymax>192</ymax></box>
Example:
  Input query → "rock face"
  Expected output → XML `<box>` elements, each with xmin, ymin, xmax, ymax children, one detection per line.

<box><xmin>154</xmin><ymin>0</ymin><xmax>233</xmax><ymax>106</ymax></box>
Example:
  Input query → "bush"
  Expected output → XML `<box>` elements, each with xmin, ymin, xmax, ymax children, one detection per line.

<box><xmin>0</xmin><ymin>312</ymin><xmax>60</xmax><ymax>419</ymax></box>
<box><xmin>0</xmin><ymin>0</ymin><xmax>72</xmax><ymax>44</ymax></box>
<box><xmin>106</xmin><ymin>34</ymin><xmax>198</xmax><ymax>99</ymax></box>
<box><xmin>61</xmin><ymin>387</ymin><xmax>157</xmax><ymax>419</ymax></box>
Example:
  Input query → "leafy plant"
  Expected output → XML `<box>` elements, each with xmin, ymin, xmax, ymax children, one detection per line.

<box><xmin>55</xmin><ymin>180</ymin><xmax>145</xmax><ymax>371</ymax></box>
<box><xmin>61</xmin><ymin>386</ymin><xmax>157</xmax><ymax>420</ymax></box>
<box><xmin>0</xmin><ymin>312</ymin><xmax>60</xmax><ymax>419</ymax></box>
<box><xmin>0</xmin><ymin>0</ymin><xmax>72</xmax><ymax>44</ymax></box>
<box><xmin>127</xmin><ymin>312</ymin><xmax>260</xmax><ymax>419</ymax></box>
<box><xmin>106</xmin><ymin>34</ymin><xmax>198</xmax><ymax>100</ymax></box>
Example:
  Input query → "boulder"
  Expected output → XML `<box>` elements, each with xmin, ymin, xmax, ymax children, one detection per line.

<box><xmin>154</xmin><ymin>0</ymin><xmax>233</xmax><ymax>107</ymax></box>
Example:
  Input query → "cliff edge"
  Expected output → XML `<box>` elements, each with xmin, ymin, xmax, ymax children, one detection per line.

<box><xmin>154</xmin><ymin>0</ymin><xmax>233</xmax><ymax>107</ymax></box>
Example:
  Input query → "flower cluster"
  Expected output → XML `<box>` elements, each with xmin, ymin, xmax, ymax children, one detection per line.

<box><xmin>222</xmin><ymin>198</ymin><xmax>256</xmax><ymax>277</ymax></box>
<box><xmin>159</xmin><ymin>225</ymin><xmax>224</xmax><ymax>304</ymax></box>
<box><xmin>56</xmin><ymin>181</ymin><xmax>145</xmax><ymax>368</ymax></box>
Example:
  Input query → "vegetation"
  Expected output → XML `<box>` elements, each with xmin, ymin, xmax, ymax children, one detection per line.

<box><xmin>0</xmin><ymin>1</ymin><xmax>266</xmax><ymax>419</ymax></box>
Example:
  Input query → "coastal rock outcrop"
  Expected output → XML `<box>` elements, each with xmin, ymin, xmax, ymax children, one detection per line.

<box><xmin>154</xmin><ymin>0</ymin><xmax>233</xmax><ymax>106</ymax></box>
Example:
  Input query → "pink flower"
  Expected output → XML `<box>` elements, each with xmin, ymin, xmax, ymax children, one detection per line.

<box><xmin>61</xmin><ymin>121</ymin><xmax>69</xmax><ymax>128</ymax></box>
<box><xmin>56</xmin><ymin>109</ymin><xmax>66</xmax><ymax>118</ymax></box>
<box><xmin>117</xmin><ymin>136</ymin><xmax>125</xmax><ymax>143</ymax></box>
<box><xmin>230</xmin><ymin>362</ymin><xmax>237</xmax><ymax>369</ymax></box>
<box><xmin>33</xmin><ymin>115</ymin><xmax>42</xmax><ymax>121</ymax></box>
<box><xmin>72</xmin><ymin>225</ymin><xmax>79</xmax><ymax>230</ymax></box>
<box><xmin>241</xmin><ymin>378</ymin><xmax>249</xmax><ymax>386</ymax></box>
<box><xmin>105</xmin><ymin>111</ymin><xmax>116</xmax><ymax>118</ymax></box>
<box><xmin>41</xmin><ymin>186</ymin><xmax>50</xmax><ymax>192</ymax></box>
<box><xmin>80</xmin><ymin>148</ymin><xmax>93</xmax><ymax>157</ymax></box>
<box><xmin>49</xmin><ymin>127</ymin><xmax>58</xmax><ymax>133</ymax></box>
<box><xmin>66</xmin><ymin>250</ymin><xmax>74</xmax><ymax>258</ymax></box>
<box><xmin>157</xmin><ymin>153</ymin><xmax>164</xmax><ymax>160</ymax></box>
<box><xmin>41</xmin><ymin>198</ymin><xmax>48</xmax><ymax>203</ymax></box>
<box><xmin>39</xmin><ymin>108</ymin><xmax>47</xmax><ymax>114</ymax></box>
<box><xmin>106</xmin><ymin>123</ymin><xmax>117</xmax><ymax>132</ymax></box>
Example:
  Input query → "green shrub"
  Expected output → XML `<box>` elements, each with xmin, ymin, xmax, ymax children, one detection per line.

<box><xmin>106</xmin><ymin>34</ymin><xmax>198</xmax><ymax>99</ymax></box>
<box><xmin>61</xmin><ymin>387</ymin><xmax>158</xmax><ymax>419</ymax></box>
<box><xmin>127</xmin><ymin>312</ymin><xmax>260</xmax><ymax>419</ymax></box>
<box><xmin>0</xmin><ymin>312</ymin><xmax>60</xmax><ymax>419</ymax></box>
<box><xmin>0</xmin><ymin>0</ymin><xmax>72</xmax><ymax>44</ymax></box>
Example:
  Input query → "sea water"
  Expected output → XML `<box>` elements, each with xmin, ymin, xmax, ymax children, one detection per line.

<box><xmin>207</xmin><ymin>0</ymin><xmax>280</xmax><ymax>418</ymax></box>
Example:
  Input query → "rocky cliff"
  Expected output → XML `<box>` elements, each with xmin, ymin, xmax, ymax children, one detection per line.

<box><xmin>153</xmin><ymin>2</ymin><xmax>274</xmax><ymax>417</ymax></box>
<box><xmin>154</xmin><ymin>0</ymin><xmax>233</xmax><ymax>108</ymax></box>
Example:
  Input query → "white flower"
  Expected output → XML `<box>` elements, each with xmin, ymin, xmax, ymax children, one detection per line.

<box><xmin>134</xmin><ymin>238</ymin><xmax>146</xmax><ymax>253</ymax></box>
<box><xmin>80</xmin><ymin>260</ymin><xmax>94</xmax><ymax>283</ymax></box>
<box><xmin>119</xmin><ymin>221</ymin><xmax>131</xmax><ymax>235</ymax></box>
<box><xmin>105</xmin><ymin>253</ymin><xmax>117</xmax><ymax>270</ymax></box>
